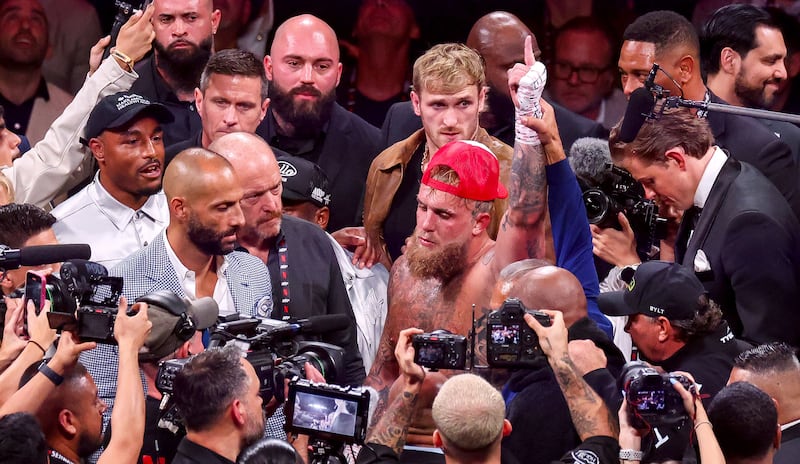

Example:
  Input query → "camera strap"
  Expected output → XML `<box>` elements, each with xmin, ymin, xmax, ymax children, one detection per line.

<box><xmin>278</xmin><ymin>237</ymin><xmax>291</xmax><ymax>320</ymax></box>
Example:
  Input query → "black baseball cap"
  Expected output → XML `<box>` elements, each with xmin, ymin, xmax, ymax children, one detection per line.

<box><xmin>83</xmin><ymin>91</ymin><xmax>174</xmax><ymax>142</ymax></box>
<box><xmin>277</xmin><ymin>155</ymin><xmax>332</xmax><ymax>207</ymax></box>
<box><xmin>598</xmin><ymin>261</ymin><xmax>706</xmax><ymax>320</ymax></box>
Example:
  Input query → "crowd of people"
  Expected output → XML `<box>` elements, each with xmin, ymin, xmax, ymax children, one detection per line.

<box><xmin>0</xmin><ymin>0</ymin><xmax>798</xmax><ymax>463</ymax></box>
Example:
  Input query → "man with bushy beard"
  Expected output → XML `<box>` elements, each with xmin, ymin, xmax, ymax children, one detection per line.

<box><xmin>256</xmin><ymin>14</ymin><xmax>381</xmax><ymax>232</ymax></box>
<box><xmin>131</xmin><ymin>0</ymin><xmax>220</xmax><ymax>147</ymax></box>
<box><xmin>364</xmin><ymin>35</ymin><xmax>555</xmax><ymax>435</ymax></box>
<box><xmin>79</xmin><ymin>148</ymin><xmax>273</xmax><ymax>444</ymax></box>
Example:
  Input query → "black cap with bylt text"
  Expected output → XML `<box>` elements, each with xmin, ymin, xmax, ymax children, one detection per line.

<box><xmin>598</xmin><ymin>261</ymin><xmax>706</xmax><ymax>320</ymax></box>
<box><xmin>83</xmin><ymin>91</ymin><xmax>174</xmax><ymax>142</ymax></box>
<box><xmin>277</xmin><ymin>155</ymin><xmax>331</xmax><ymax>208</ymax></box>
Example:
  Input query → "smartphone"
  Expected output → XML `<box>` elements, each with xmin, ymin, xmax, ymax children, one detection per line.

<box><xmin>24</xmin><ymin>271</ymin><xmax>46</xmax><ymax>316</ymax></box>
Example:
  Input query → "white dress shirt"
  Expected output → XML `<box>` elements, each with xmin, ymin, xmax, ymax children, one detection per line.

<box><xmin>163</xmin><ymin>229</ymin><xmax>236</xmax><ymax>316</ymax></box>
<box><xmin>52</xmin><ymin>174</ymin><xmax>168</xmax><ymax>269</ymax></box>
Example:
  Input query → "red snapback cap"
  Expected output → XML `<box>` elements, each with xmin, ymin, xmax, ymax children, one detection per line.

<box><xmin>421</xmin><ymin>140</ymin><xmax>508</xmax><ymax>201</ymax></box>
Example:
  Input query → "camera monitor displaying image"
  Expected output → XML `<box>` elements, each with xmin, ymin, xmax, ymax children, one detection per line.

<box><xmin>632</xmin><ymin>389</ymin><xmax>667</xmax><ymax>413</ymax></box>
<box><xmin>490</xmin><ymin>324</ymin><xmax>520</xmax><ymax>345</ymax></box>
<box><xmin>285</xmin><ymin>379</ymin><xmax>370</xmax><ymax>444</ymax></box>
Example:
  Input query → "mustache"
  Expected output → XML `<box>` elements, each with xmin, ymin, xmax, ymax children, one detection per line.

<box><xmin>290</xmin><ymin>84</ymin><xmax>322</xmax><ymax>98</ymax></box>
<box><xmin>167</xmin><ymin>39</ymin><xmax>197</xmax><ymax>50</ymax></box>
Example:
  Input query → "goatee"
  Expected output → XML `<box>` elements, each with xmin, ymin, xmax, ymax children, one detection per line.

<box><xmin>187</xmin><ymin>214</ymin><xmax>237</xmax><ymax>256</ymax></box>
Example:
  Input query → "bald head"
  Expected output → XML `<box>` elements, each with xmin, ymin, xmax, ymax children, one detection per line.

<box><xmin>163</xmin><ymin>147</ymin><xmax>237</xmax><ymax>201</ymax></box>
<box><xmin>466</xmin><ymin>12</ymin><xmax>539</xmax><ymax>99</ymax></box>
<box><xmin>271</xmin><ymin>14</ymin><xmax>340</xmax><ymax>62</ymax></box>
<box><xmin>492</xmin><ymin>260</ymin><xmax>588</xmax><ymax>326</ymax></box>
<box><xmin>209</xmin><ymin>132</ymin><xmax>278</xmax><ymax>170</ymax></box>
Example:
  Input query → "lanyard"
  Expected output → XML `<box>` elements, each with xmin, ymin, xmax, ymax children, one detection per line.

<box><xmin>278</xmin><ymin>237</ymin><xmax>291</xmax><ymax>320</ymax></box>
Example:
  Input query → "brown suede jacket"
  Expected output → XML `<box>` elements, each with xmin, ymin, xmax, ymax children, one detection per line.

<box><xmin>363</xmin><ymin>128</ymin><xmax>513</xmax><ymax>260</ymax></box>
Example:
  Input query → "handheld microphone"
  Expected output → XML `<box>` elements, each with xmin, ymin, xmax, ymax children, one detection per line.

<box><xmin>568</xmin><ymin>137</ymin><xmax>613</xmax><ymax>186</ymax></box>
<box><xmin>0</xmin><ymin>244</ymin><xmax>92</xmax><ymax>270</ymax></box>
<box><xmin>619</xmin><ymin>87</ymin><xmax>657</xmax><ymax>143</ymax></box>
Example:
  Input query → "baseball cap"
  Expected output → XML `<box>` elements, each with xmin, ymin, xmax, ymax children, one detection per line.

<box><xmin>138</xmin><ymin>292</ymin><xmax>218</xmax><ymax>362</ymax></box>
<box><xmin>83</xmin><ymin>91</ymin><xmax>174</xmax><ymax>142</ymax></box>
<box><xmin>422</xmin><ymin>140</ymin><xmax>508</xmax><ymax>201</ymax></box>
<box><xmin>278</xmin><ymin>155</ymin><xmax>332</xmax><ymax>207</ymax></box>
<box><xmin>598</xmin><ymin>261</ymin><xmax>706</xmax><ymax>320</ymax></box>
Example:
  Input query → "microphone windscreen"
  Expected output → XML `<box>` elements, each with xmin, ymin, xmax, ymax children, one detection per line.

<box><xmin>20</xmin><ymin>244</ymin><xmax>91</xmax><ymax>266</ymax></box>
<box><xmin>568</xmin><ymin>137</ymin><xmax>612</xmax><ymax>185</ymax></box>
<box><xmin>186</xmin><ymin>297</ymin><xmax>219</xmax><ymax>330</ymax></box>
<box><xmin>619</xmin><ymin>87</ymin><xmax>656</xmax><ymax>143</ymax></box>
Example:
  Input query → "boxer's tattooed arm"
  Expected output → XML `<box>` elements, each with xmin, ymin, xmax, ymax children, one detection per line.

<box><xmin>366</xmin><ymin>388</ymin><xmax>421</xmax><ymax>455</ymax></box>
<box><xmin>365</xmin><ymin>336</ymin><xmax>399</xmax><ymax>428</ymax></box>
<box><xmin>500</xmin><ymin>141</ymin><xmax>547</xmax><ymax>259</ymax></box>
<box><xmin>550</xmin><ymin>354</ymin><xmax>619</xmax><ymax>440</ymax></box>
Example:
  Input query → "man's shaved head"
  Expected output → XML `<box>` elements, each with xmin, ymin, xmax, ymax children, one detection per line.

<box><xmin>491</xmin><ymin>260</ymin><xmax>588</xmax><ymax>327</ymax></box>
<box><xmin>467</xmin><ymin>11</ymin><xmax>539</xmax><ymax>59</ymax></box>
<box><xmin>270</xmin><ymin>14</ymin><xmax>340</xmax><ymax>62</ymax></box>
<box><xmin>163</xmin><ymin>147</ymin><xmax>236</xmax><ymax>202</ymax></box>
<box><xmin>209</xmin><ymin>132</ymin><xmax>277</xmax><ymax>168</ymax></box>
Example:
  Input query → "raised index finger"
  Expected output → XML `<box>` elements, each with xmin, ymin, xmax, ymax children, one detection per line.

<box><xmin>524</xmin><ymin>35</ymin><xmax>534</xmax><ymax>66</ymax></box>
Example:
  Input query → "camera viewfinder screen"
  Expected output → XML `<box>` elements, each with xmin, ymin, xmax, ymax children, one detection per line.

<box><xmin>633</xmin><ymin>389</ymin><xmax>666</xmax><ymax>412</ymax></box>
<box><xmin>490</xmin><ymin>324</ymin><xmax>520</xmax><ymax>345</ymax></box>
<box><xmin>292</xmin><ymin>391</ymin><xmax>359</xmax><ymax>437</ymax></box>
<box><xmin>416</xmin><ymin>343</ymin><xmax>444</xmax><ymax>365</ymax></box>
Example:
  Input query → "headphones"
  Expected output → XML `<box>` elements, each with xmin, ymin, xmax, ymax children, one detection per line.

<box><xmin>136</xmin><ymin>290</ymin><xmax>196</xmax><ymax>342</ymax></box>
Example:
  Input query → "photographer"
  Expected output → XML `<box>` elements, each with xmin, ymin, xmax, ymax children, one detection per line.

<box><xmin>2</xmin><ymin>297</ymin><xmax>151</xmax><ymax>464</ymax></box>
<box><xmin>358</xmin><ymin>312</ymin><xmax>619</xmax><ymax>464</ymax></box>
<box><xmin>618</xmin><ymin>370</ymin><xmax>724</xmax><ymax>464</ymax></box>
<box><xmin>171</xmin><ymin>346</ymin><xmax>267</xmax><ymax>464</ymax></box>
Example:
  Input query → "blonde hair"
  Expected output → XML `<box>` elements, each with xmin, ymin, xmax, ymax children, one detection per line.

<box><xmin>432</xmin><ymin>373</ymin><xmax>505</xmax><ymax>451</ymax></box>
<box><xmin>413</xmin><ymin>43</ymin><xmax>485</xmax><ymax>95</ymax></box>
<box><xmin>0</xmin><ymin>172</ymin><xmax>14</xmax><ymax>205</ymax></box>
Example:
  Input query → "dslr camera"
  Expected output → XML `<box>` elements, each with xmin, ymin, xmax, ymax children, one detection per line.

<box><xmin>579</xmin><ymin>163</ymin><xmax>667</xmax><ymax>256</ymax></box>
<box><xmin>620</xmin><ymin>361</ymin><xmax>694</xmax><ymax>428</ymax></box>
<box><xmin>411</xmin><ymin>330</ymin><xmax>467</xmax><ymax>370</ymax></box>
<box><xmin>486</xmin><ymin>298</ymin><xmax>551</xmax><ymax>368</ymax></box>
<box><xmin>285</xmin><ymin>378</ymin><xmax>370</xmax><ymax>444</ymax></box>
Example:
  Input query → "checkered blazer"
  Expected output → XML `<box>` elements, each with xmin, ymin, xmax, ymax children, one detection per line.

<box><xmin>80</xmin><ymin>231</ymin><xmax>273</xmax><ymax>412</ymax></box>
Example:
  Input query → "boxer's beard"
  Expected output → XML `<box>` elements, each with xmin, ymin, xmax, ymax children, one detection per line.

<box><xmin>405</xmin><ymin>236</ymin><xmax>468</xmax><ymax>283</ymax></box>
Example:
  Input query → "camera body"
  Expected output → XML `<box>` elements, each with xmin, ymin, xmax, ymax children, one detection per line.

<box><xmin>411</xmin><ymin>330</ymin><xmax>467</xmax><ymax>370</ymax></box>
<box><xmin>620</xmin><ymin>362</ymin><xmax>693</xmax><ymax>428</ymax></box>
<box><xmin>580</xmin><ymin>164</ymin><xmax>666</xmax><ymax>255</ymax></box>
<box><xmin>285</xmin><ymin>377</ymin><xmax>370</xmax><ymax>444</ymax></box>
<box><xmin>486</xmin><ymin>298</ymin><xmax>551</xmax><ymax>368</ymax></box>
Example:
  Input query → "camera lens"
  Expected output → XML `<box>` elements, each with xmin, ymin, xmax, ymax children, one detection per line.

<box><xmin>582</xmin><ymin>189</ymin><xmax>610</xmax><ymax>224</ymax></box>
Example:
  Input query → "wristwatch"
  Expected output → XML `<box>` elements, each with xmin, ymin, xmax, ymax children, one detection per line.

<box><xmin>619</xmin><ymin>449</ymin><xmax>644</xmax><ymax>461</ymax></box>
<box><xmin>38</xmin><ymin>362</ymin><xmax>64</xmax><ymax>386</ymax></box>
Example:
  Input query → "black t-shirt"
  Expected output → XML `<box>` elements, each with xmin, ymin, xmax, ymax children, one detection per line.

<box><xmin>383</xmin><ymin>143</ymin><xmax>424</xmax><ymax>261</ymax></box>
<box><xmin>171</xmin><ymin>437</ymin><xmax>235</xmax><ymax>464</ymax></box>
<box><xmin>140</xmin><ymin>395</ymin><xmax>184</xmax><ymax>464</ymax></box>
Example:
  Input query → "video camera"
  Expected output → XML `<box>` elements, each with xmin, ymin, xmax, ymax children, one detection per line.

<box><xmin>410</xmin><ymin>298</ymin><xmax>552</xmax><ymax>371</ymax></box>
<box><xmin>24</xmin><ymin>260</ymin><xmax>131</xmax><ymax>344</ymax></box>
<box><xmin>619</xmin><ymin>361</ymin><xmax>694</xmax><ymax>428</ymax></box>
<box><xmin>579</xmin><ymin>164</ymin><xmax>667</xmax><ymax>256</ymax></box>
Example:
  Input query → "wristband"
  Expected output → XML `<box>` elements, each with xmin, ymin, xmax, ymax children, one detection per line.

<box><xmin>38</xmin><ymin>362</ymin><xmax>64</xmax><ymax>386</ymax></box>
<box><xmin>27</xmin><ymin>340</ymin><xmax>46</xmax><ymax>354</ymax></box>
<box><xmin>619</xmin><ymin>449</ymin><xmax>644</xmax><ymax>461</ymax></box>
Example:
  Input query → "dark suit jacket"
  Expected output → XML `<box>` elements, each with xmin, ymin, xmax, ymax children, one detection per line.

<box><xmin>256</xmin><ymin>103</ymin><xmax>381</xmax><ymax>232</ymax></box>
<box><xmin>707</xmin><ymin>92</ymin><xmax>800</xmax><ymax>218</ymax></box>
<box><xmin>762</xmin><ymin>118</ymin><xmax>800</xmax><ymax>165</ymax></box>
<box><xmin>675</xmin><ymin>157</ymin><xmax>800</xmax><ymax>346</ymax></box>
<box><xmin>379</xmin><ymin>100</ymin><xmax>608</xmax><ymax>153</ymax></box>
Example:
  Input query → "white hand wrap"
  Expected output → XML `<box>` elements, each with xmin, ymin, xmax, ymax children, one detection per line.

<box><xmin>515</xmin><ymin>61</ymin><xmax>547</xmax><ymax>145</ymax></box>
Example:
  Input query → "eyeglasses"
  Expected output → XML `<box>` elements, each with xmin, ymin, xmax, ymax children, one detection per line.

<box><xmin>553</xmin><ymin>62</ymin><xmax>609</xmax><ymax>84</ymax></box>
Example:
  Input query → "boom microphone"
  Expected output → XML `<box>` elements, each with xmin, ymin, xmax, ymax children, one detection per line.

<box><xmin>568</xmin><ymin>137</ymin><xmax>612</xmax><ymax>186</ymax></box>
<box><xmin>619</xmin><ymin>87</ymin><xmax>657</xmax><ymax>143</ymax></box>
<box><xmin>0</xmin><ymin>244</ymin><xmax>92</xmax><ymax>270</ymax></box>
